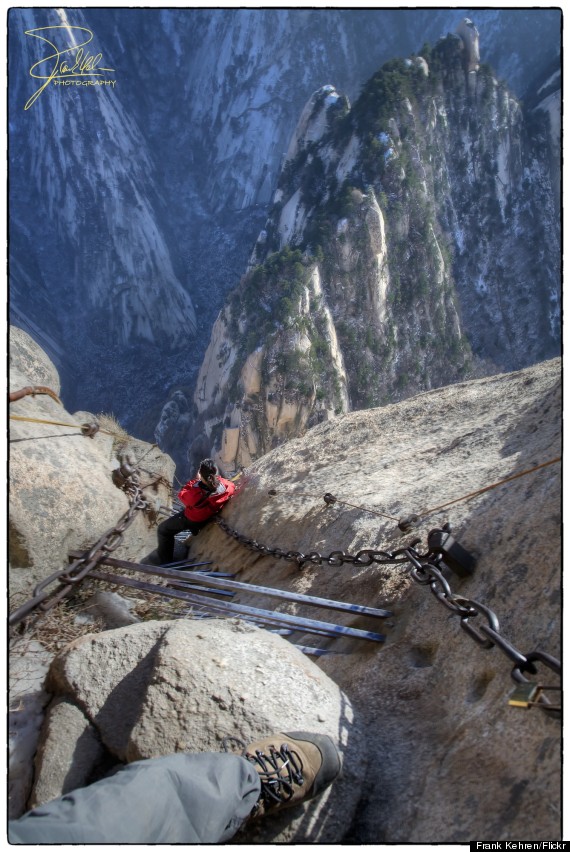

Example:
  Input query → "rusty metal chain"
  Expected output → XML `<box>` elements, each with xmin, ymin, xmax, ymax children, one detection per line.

<box><xmin>216</xmin><ymin>516</ymin><xmax>414</xmax><ymax>569</ymax></box>
<box><xmin>217</xmin><ymin>517</ymin><xmax>560</xmax><ymax>714</ymax></box>
<box><xmin>9</xmin><ymin>385</ymin><xmax>62</xmax><ymax>405</ymax></box>
<box><xmin>402</xmin><ymin>544</ymin><xmax>561</xmax><ymax>715</ymax></box>
<box><xmin>9</xmin><ymin>481</ymin><xmax>150</xmax><ymax>628</ymax></box>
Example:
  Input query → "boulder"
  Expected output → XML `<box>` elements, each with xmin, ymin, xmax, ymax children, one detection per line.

<box><xmin>46</xmin><ymin>622</ymin><xmax>169</xmax><ymax>758</ymax></box>
<box><xmin>33</xmin><ymin>619</ymin><xmax>365</xmax><ymax>843</ymax></box>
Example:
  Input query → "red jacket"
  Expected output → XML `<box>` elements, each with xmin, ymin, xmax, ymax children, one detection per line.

<box><xmin>178</xmin><ymin>477</ymin><xmax>235</xmax><ymax>522</ymax></box>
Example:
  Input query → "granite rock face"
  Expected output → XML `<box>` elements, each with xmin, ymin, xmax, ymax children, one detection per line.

<box><xmin>185</xmin><ymin>357</ymin><xmax>562</xmax><ymax>842</ymax></box>
<box><xmin>189</xmin><ymin>32</ymin><xmax>560</xmax><ymax>475</ymax></box>
<box><xmin>9</xmin><ymin>327</ymin><xmax>175</xmax><ymax>600</ymax></box>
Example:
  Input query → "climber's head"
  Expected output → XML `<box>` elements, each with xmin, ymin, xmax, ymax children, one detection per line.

<box><xmin>199</xmin><ymin>458</ymin><xmax>219</xmax><ymax>488</ymax></box>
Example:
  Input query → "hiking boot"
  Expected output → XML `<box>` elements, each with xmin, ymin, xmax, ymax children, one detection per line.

<box><xmin>242</xmin><ymin>732</ymin><xmax>341</xmax><ymax>816</ymax></box>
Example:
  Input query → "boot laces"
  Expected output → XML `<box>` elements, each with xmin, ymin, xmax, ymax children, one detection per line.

<box><xmin>246</xmin><ymin>743</ymin><xmax>305</xmax><ymax>806</ymax></box>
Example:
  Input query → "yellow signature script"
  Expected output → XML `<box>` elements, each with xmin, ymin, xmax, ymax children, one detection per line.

<box><xmin>24</xmin><ymin>25</ymin><xmax>115</xmax><ymax>110</ymax></box>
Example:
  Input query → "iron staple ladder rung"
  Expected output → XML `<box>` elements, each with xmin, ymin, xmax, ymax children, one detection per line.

<box><xmin>85</xmin><ymin>553</ymin><xmax>392</xmax><ymax>619</ymax></box>
<box><xmin>165</xmin><ymin>608</ymin><xmax>354</xmax><ymax>641</ymax></box>
<box><xmin>88</xmin><ymin>567</ymin><xmax>387</xmax><ymax>643</ymax></box>
<box><xmin>199</xmin><ymin>609</ymin><xmax>348</xmax><ymax>639</ymax></box>
<box><xmin>169</xmin><ymin>575</ymin><xmax>391</xmax><ymax>618</ymax></box>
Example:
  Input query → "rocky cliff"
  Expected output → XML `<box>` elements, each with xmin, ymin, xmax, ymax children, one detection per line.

<box><xmin>8</xmin><ymin>9</ymin><xmax>561</xmax><ymax>472</ymax></box>
<box><xmin>9</xmin><ymin>332</ymin><xmax>562</xmax><ymax>841</ymax></box>
<box><xmin>9</xmin><ymin>327</ymin><xmax>175</xmax><ymax>601</ymax></box>
<box><xmin>189</xmin><ymin>27</ymin><xmax>560</xmax><ymax>474</ymax></box>
<box><xmin>9</xmin><ymin>10</ymin><xmax>198</xmax><ymax>394</ymax></box>
<box><xmin>186</xmin><ymin>354</ymin><xmax>562</xmax><ymax>842</ymax></box>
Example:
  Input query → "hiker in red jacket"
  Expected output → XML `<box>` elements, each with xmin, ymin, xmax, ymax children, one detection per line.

<box><xmin>157</xmin><ymin>458</ymin><xmax>235</xmax><ymax>565</ymax></box>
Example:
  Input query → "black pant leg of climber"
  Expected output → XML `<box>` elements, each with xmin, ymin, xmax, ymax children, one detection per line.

<box><xmin>157</xmin><ymin>511</ymin><xmax>207</xmax><ymax>564</ymax></box>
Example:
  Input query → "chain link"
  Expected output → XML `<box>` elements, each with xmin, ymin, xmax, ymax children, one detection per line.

<box><xmin>9</xmin><ymin>475</ymin><xmax>150</xmax><ymax>627</ymax></box>
<box><xmin>402</xmin><ymin>545</ymin><xmax>561</xmax><ymax>715</ymax></box>
<box><xmin>215</xmin><ymin>517</ymin><xmax>413</xmax><ymax>569</ymax></box>
<box><xmin>216</xmin><ymin>517</ymin><xmax>560</xmax><ymax>715</ymax></box>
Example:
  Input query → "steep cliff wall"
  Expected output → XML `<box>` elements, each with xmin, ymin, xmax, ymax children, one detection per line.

<box><xmin>184</xmin><ymin>356</ymin><xmax>562</xmax><ymax>842</ymax></box>
<box><xmin>9</xmin><ymin>9</ymin><xmax>197</xmax><ymax>351</ymax></box>
<box><xmin>9</xmin><ymin>327</ymin><xmax>175</xmax><ymax>600</ymax></box>
<box><xmin>188</xmin><ymin>31</ymin><xmax>560</xmax><ymax>474</ymax></box>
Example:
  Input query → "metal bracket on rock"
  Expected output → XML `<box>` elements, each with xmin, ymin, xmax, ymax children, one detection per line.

<box><xmin>80</xmin><ymin>422</ymin><xmax>100</xmax><ymax>438</ymax></box>
<box><xmin>398</xmin><ymin>514</ymin><xmax>420</xmax><ymax>532</ymax></box>
<box><xmin>112</xmin><ymin>460</ymin><xmax>141</xmax><ymax>491</ymax></box>
<box><xmin>509</xmin><ymin>652</ymin><xmax>561</xmax><ymax>714</ymax></box>
<box><xmin>426</xmin><ymin>524</ymin><xmax>476</xmax><ymax>577</ymax></box>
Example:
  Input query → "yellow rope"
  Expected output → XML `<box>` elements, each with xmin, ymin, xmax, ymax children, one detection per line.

<box><xmin>10</xmin><ymin>414</ymin><xmax>115</xmax><ymax>436</ymax></box>
<box><xmin>269</xmin><ymin>456</ymin><xmax>561</xmax><ymax>526</ymax></box>
<box><xmin>418</xmin><ymin>456</ymin><xmax>561</xmax><ymax>519</ymax></box>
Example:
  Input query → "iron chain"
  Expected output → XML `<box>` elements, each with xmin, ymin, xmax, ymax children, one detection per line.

<box><xmin>402</xmin><ymin>545</ymin><xmax>561</xmax><ymax>715</ymax></box>
<box><xmin>216</xmin><ymin>517</ymin><xmax>413</xmax><ymax>569</ymax></box>
<box><xmin>217</xmin><ymin>518</ymin><xmax>560</xmax><ymax>715</ymax></box>
<box><xmin>9</xmin><ymin>480</ymin><xmax>150</xmax><ymax>627</ymax></box>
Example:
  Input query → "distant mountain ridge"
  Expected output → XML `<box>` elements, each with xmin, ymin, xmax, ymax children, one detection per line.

<box><xmin>172</xmin><ymin>25</ymin><xmax>560</xmax><ymax>474</ymax></box>
<box><xmin>8</xmin><ymin>8</ymin><xmax>560</xmax><ymax>474</ymax></box>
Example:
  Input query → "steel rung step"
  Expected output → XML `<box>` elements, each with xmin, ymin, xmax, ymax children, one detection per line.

<box><xmin>88</xmin><ymin>569</ymin><xmax>385</xmax><ymax>642</ymax></box>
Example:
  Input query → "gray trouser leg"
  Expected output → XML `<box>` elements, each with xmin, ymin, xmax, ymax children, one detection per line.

<box><xmin>8</xmin><ymin>753</ymin><xmax>261</xmax><ymax>844</ymax></box>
